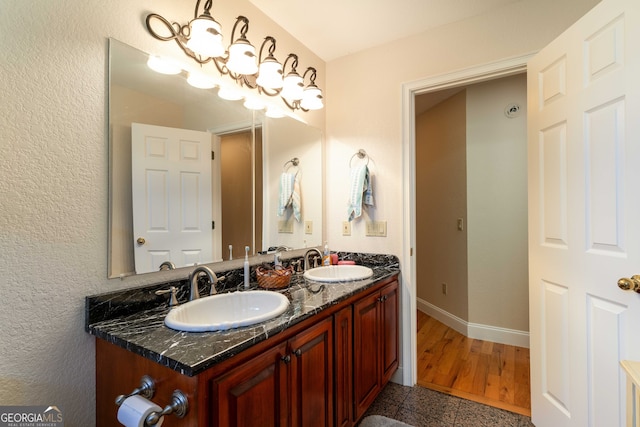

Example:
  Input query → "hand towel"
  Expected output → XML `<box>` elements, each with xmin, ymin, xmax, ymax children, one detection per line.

<box><xmin>347</xmin><ymin>164</ymin><xmax>374</xmax><ymax>221</ymax></box>
<box><xmin>278</xmin><ymin>172</ymin><xmax>294</xmax><ymax>217</ymax></box>
<box><xmin>291</xmin><ymin>172</ymin><xmax>301</xmax><ymax>222</ymax></box>
<box><xmin>278</xmin><ymin>172</ymin><xmax>302</xmax><ymax>222</ymax></box>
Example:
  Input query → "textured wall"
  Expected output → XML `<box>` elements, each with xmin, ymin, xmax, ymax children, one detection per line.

<box><xmin>0</xmin><ymin>1</ymin><xmax>323</xmax><ymax>425</ymax></box>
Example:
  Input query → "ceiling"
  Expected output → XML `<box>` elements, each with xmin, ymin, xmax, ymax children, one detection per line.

<box><xmin>249</xmin><ymin>0</ymin><xmax>523</xmax><ymax>62</ymax></box>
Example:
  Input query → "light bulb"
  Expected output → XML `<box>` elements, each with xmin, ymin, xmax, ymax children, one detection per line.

<box><xmin>226</xmin><ymin>39</ymin><xmax>258</xmax><ymax>75</ymax></box>
<box><xmin>300</xmin><ymin>85</ymin><xmax>323</xmax><ymax>110</ymax></box>
<box><xmin>256</xmin><ymin>58</ymin><xmax>283</xmax><ymax>90</ymax></box>
<box><xmin>187</xmin><ymin>17</ymin><xmax>224</xmax><ymax>58</ymax></box>
<box><xmin>281</xmin><ymin>72</ymin><xmax>304</xmax><ymax>101</ymax></box>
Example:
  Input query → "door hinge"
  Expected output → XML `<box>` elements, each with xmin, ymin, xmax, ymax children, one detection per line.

<box><xmin>211</xmin><ymin>151</ymin><xmax>215</xmax><ymax>160</ymax></box>
<box><xmin>212</xmin><ymin>221</ymin><xmax>215</xmax><ymax>230</ymax></box>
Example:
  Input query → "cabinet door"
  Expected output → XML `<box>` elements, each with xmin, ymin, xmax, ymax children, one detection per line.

<box><xmin>353</xmin><ymin>292</ymin><xmax>381</xmax><ymax>421</ymax></box>
<box><xmin>380</xmin><ymin>281</ymin><xmax>399</xmax><ymax>384</ymax></box>
<box><xmin>289</xmin><ymin>317</ymin><xmax>334</xmax><ymax>427</ymax></box>
<box><xmin>212</xmin><ymin>342</ymin><xmax>289</xmax><ymax>427</ymax></box>
<box><xmin>334</xmin><ymin>306</ymin><xmax>353</xmax><ymax>427</ymax></box>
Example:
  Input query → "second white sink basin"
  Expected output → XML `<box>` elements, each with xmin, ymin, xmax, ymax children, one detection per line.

<box><xmin>164</xmin><ymin>290</ymin><xmax>290</xmax><ymax>332</ymax></box>
<box><xmin>303</xmin><ymin>265</ymin><xmax>373</xmax><ymax>283</ymax></box>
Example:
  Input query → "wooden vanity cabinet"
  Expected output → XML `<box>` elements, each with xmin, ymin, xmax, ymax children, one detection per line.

<box><xmin>353</xmin><ymin>280</ymin><xmax>399</xmax><ymax>422</ymax></box>
<box><xmin>94</xmin><ymin>275</ymin><xmax>399</xmax><ymax>427</ymax></box>
<box><xmin>334</xmin><ymin>306</ymin><xmax>353</xmax><ymax>427</ymax></box>
<box><xmin>210</xmin><ymin>317</ymin><xmax>334</xmax><ymax>427</ymax></box>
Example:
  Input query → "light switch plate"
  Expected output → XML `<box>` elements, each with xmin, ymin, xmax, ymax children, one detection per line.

<box><xmin>365</xmin><ymin>220</ymin><xmax>387</xmax><ymax>237</ymax></box>
<box><xmin>278</xmin><ymin>220</ymin><xmax>293</xmax><ymax>233</ymax></box>
<box><xmin>305</xmin><ymin>221</ymin><xmax>313</xmax><ymax>234</ymax></box>
<box><xmin>342</xmin><ymin>221</ymin><xmax>351</xmax><ymax>236</ymax></box>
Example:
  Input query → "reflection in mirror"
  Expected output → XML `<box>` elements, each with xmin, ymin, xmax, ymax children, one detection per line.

<box><xmin>107</xmin><ymin>39</ymin><xmax>322</xmax><ymax>278</ymax></box>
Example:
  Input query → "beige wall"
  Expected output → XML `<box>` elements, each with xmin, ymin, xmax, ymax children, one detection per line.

<box><xmin>467</xmin><ymin>75</ymin><xmax>529</xmax><ymax>332</ymax></box>
<box><xmin>324</xmin><ymin>0</ymin><xmax>599</xmax><ymax>256</ymax></box>
<box><xmin>416</xmin><ymin>91</ymin><xmax>468</xmax><ymax>321</ymax></box>
<box><xmin>0</xmin><ymin>1</ymin><xmax>324</xmax><ymax>424</ymax></box>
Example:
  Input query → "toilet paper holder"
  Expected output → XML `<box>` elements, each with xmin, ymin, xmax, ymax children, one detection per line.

<box><xmin>145</xmin><ymin>390</ymin><xmax>189</xmax><ymax>425</ymax></box>
<box><xmin>115</xmin><ymin>375</ymin><xmax>188</xmax><ymax>425</ymax></box>
<box><xmin>115</xmin><ymin>375</ymin><xmax>156</xmax><ymax>406</ymax></box>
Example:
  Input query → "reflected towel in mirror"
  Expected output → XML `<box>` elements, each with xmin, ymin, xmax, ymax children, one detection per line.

<box><xmin>278</xmin><ymin>172</ymin><xmax>301</xmax><ymax>221</ymax></box>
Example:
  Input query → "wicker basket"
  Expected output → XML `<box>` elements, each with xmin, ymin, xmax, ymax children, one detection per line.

<box><xmin>256</xmin><ymin>265</ymin><xmax>294</xmax><ymax>289</ymax></box>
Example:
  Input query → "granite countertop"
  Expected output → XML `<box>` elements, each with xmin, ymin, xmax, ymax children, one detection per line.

<box><xmin>86</xmin><ymin>253</ymin><xmax>399</xmax><ymax>377</ymax></box>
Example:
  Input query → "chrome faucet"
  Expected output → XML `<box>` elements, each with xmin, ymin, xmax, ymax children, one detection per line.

<box><xmin>159</xmin><ymin>261</ymin><xmax>176</xmax><ymax>271</ymax></box>
<box><xmin>304</xmin><ymin>248</ymin><xmax>323</xmax><ymax>271</ymax></box>
<box><xmin>189</xmin><ymin>265</ymin><xmax>221</xmax><ymax>300</ymax></box>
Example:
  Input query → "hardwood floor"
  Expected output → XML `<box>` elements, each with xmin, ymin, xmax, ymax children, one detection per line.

<box><xmin>416</xmin><ymin>311</ymin><xmax>531</xmax><ymax>417</ymax></box>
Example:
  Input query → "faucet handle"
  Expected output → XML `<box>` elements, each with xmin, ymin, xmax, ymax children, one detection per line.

<box><xmin>210</xmin><ymin>275</ymin><xmax>225</xmax><ymax>295</ymax></box>
<box><xmin>155</xmin><ymin>286</ymin><xmax>179</xmax><ymax>307</ymax></box>
<box><xmin>290</xmin><ymin>260</ymin><xmax>303</xmax><ymax>274</ymax></box>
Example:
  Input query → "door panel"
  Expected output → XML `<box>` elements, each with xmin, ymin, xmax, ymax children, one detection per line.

<box><xmin>528</xmin><ymin>0</ymin><xmax>640</xmax><ymax>426</ymax></box>
<box><xmin>212</xmin><ymin>342</ymin><xmax>289</xmax><ymax>427</ymax></box>
<box><xmin>131</xmin><ymin>123</ymin><xmax>212</xmax><ymax>274</ymax></box>
<box><xmin>289</xmin><ymin>318</ymin><xmax>333</xmax><ymax>427</ymax></box>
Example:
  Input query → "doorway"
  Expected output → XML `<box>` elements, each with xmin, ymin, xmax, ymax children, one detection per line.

<box><xmin>413</xmin><ymin>73</ymin><xmax>530</xmax><ymax>413</ymax></box>
<box><xmin>399</xmin><ymin>56</ymin><xmax>534</xmax><ymax>415</ymax></box>
<box><xmin>219</xmin><ymin>128</ymin><xmax>263</xmax><ymax>260</ymax></box>
<box><xmin>415</xmin><ymin>74</ymin><xmax>529</xmax><ymax>342</ymax></box>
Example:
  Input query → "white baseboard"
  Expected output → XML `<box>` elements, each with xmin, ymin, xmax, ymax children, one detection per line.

<box><xmin>417</xmin><ymin>298</ymin><xmax>530</xmax><ymax>348</ymax></box>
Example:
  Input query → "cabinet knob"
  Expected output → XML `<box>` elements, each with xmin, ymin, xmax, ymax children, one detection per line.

<box><xmin>294</xmin><ymin>349</ymin><xmax>302</xmax><ymax>357</ymax></box>
<box><xmin>281</xmin><ymin>355</ymin><xmax>291</xmax><ymax>364</ymax></box>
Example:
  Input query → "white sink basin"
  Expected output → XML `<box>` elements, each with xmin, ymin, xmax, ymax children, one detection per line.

<box><xmin>303</xmin><ymin>265</ymin><xmax>373</xmax><ymax>283</ymax></box>
<box><xmin>164</xmin><ymin>290</ymin><xmax>289</xmax><ymax>332</ymax></box>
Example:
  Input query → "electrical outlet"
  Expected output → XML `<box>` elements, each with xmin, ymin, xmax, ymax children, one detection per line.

<box><xmin>305</xmin><ymin>221</ymin><xmax>313</xmax><ymax>234</ymax></box>
<box><xmin>278</xmin><ymin>220</ymin><xmax>293</xmax><ymax>233</ymax></box>
<box><xmin>342</xmin><ymin>221</ymin><xmax>351</xmax><ymax>236</ymax></box>
<box><xmin>442</xmin><ymin>283</ymin><xmax>448</xmax><ymax>295</ymax></box>
<box><xmin>365</xmin><ymin>220</ymin><xmax>387</xmax><ymax>237</ymax></box>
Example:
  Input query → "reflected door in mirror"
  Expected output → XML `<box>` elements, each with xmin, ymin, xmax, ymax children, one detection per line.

<box><xmin>132</xmin><ymin>123</ymin><xmax>213</xmax><ymax>274</ymax></box>
<box><xmin>220</xmin><ymin>129</ymin><xmax>263</xmax><ymax>259</ymax></box>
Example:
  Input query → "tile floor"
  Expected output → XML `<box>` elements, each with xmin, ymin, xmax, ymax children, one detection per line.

<box><xmin>362</xmin><ymin>383</ymin><xmax>535</xmax><ymax>427</ymax></box>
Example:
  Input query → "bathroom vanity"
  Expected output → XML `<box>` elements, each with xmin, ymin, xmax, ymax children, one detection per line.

<box><xmin>86</xmin><ymin>253</ymin><xmax>400</xmax><ymax>427</ymax></box>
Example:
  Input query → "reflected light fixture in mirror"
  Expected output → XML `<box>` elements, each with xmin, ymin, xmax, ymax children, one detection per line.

<box><xmin>147</xmin><ymin>56</ymin><xmax>182</xmax><ymax>75</ymax></box>
<box><xmin>145</xmin><ymin>0</ymin><xmax>323</xmax><ymax>112</ymax></box>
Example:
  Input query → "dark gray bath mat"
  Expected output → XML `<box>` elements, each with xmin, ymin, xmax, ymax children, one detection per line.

<box><xmin>359</xmin><ymin>415</ymin><xmax>413</xmax><ymax>427</ymax></box>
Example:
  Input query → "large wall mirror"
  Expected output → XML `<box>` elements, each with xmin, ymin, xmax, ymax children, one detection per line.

<box><xmin>108</xmin><ymin>39</ymin><xmax>323</xmax><ymax>278</ymax></box>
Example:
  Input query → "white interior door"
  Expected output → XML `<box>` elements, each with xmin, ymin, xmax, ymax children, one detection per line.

<box><xmin>132</xmin><ymin>123</ymin><xmax>213</xmax><ymax>274</ymax></box>
<box><xmin>528</xmin><ymin>0</ymin><xmax>640</xmax><ymax>425</ymax></box>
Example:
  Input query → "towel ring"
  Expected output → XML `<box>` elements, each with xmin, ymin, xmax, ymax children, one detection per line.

<box><xmin>283</xmin><ymin>157</ymin><xmax>300</xmax><ymax>171</ymax></box>
<box><xmin>349</xmin><ymin>149</ymin><xmax>369</xmax><ymax>167</ymax></box>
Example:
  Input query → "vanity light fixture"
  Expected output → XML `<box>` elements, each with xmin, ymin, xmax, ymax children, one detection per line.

<box><xmin>145</xmin><ymin>0</ymin><xmax>323</xmax><ymax>112</ymax></box>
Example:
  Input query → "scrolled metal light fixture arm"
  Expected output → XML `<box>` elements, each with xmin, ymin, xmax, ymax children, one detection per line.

<box><xmin>144</xmin><ymin>1</ymin><xmax>323</xmax><ymax>112</ymax></box>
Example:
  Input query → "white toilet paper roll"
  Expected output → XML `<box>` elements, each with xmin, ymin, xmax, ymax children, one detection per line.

<box><xmin>117</xmin><ymin>395</ymin><xmax>164</xmax><ymax>427</ymax></box>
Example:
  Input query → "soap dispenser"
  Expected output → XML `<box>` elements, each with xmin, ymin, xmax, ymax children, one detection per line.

<box><xmin>322</xmin><ymin>242</ymin><xmax>331</xmax><ymax>266</ymax></box>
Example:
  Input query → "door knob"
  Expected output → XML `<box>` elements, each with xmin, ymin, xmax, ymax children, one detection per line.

<box><xmin>137</xmin><ymin>237</ymin><xmax>146</xmax><ymax>245</ymax></box>
<box><xmin>617</xmin><ymin>275</ymin><xmax>640</xmax><ymax>292</ymax></box>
